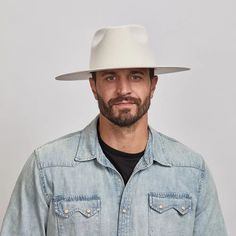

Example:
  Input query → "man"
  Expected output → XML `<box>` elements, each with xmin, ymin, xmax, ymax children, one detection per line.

<box><xmin>1</xmin><ymin>25</ymin><xmax>227</xmax><ymax>235</ymax></box>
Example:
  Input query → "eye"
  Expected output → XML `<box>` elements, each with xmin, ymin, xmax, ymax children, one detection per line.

<box><xmin>130</xmin><ymin>74</ymin><xmax>142</xmax><ymax>81</ymax></box>
<box><xmin>105</xmin><ymin>75</ymin><xmax>116</xmax><ymax>81</ymax></box>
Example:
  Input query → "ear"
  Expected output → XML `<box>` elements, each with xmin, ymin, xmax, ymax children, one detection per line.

<box><xmin>150</xmin><ymin>76</ymin><xmax>158</xmax><ymax>98</ymax></box>
<box><xmin>89</xmin><ymin>78</ymin><xmax>98</xmax><ymax>100</ymax></box>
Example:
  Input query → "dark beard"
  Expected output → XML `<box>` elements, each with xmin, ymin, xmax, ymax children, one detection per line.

<box><xmin>97</xmin><ymin>94</ymin><xmax>151</xmax><ymax>127</ymax></box>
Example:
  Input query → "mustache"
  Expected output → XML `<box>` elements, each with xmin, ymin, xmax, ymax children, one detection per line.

<box><xmin>108</xmin><ymin>96</ymin><xmax>141</xmax><ymax>106</ymax></box>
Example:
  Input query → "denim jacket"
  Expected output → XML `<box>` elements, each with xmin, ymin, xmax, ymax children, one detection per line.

<box><xmin>1</xmin><ymin>117</ymin><xmax>227</xmax><ymax>236</ymax></box>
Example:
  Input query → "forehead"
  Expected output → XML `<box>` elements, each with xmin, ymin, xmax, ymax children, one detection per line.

<box><xmin>96</xmin><ymin>68</ymin><xmax>149</xmax><ymax>76</ymax></box>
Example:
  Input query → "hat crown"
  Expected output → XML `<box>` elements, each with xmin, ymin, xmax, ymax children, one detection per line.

<box><xmin>89</xmin><ymin>25</ymin><xmax>157</xmax><ymax>70</ymax></box>
<box><xmin>55</xmin><ymin>24</ymin><xmax>190</xmax><ymax>80</ymax></box>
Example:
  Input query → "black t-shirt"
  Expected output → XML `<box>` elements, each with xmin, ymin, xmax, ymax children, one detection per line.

<box><xmin>97</xmin><ymin>127</ymin><xmax>145</xmax><ymax>185</ymax></box>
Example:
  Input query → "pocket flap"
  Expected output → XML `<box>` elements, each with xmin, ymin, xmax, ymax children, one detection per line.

<box><xmin>149</xmin><ymin>193</ymin><xmax>191</xmax><ymax>215</ymax></box>
<box><xmin>53</xmin><ymin>195</ymin><xmax>101</xmax><ymax>218</ymax></box>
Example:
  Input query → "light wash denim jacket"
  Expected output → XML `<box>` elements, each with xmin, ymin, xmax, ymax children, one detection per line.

<box><xmin>1</xmin><ymin>117</ymin><xmax>227</xmax><ymax>236</ymax></box>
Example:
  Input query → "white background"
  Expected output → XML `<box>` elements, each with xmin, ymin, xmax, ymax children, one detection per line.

<box><xmin>0</xmin><ymin>0</ymin><xmax>235</xmax><ymax>234</ymax></box>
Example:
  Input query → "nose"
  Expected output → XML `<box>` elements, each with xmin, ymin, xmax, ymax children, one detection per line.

<box><xmin>116</xmin><ymin>78</ymin><xmax>132</xmax><ymax>96</ymax></box>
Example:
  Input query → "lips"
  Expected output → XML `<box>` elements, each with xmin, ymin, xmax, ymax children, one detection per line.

<box><xmin>114</xmin><ymin>101</ymin><xmax>135</xmax><ymax>105</ymax></box>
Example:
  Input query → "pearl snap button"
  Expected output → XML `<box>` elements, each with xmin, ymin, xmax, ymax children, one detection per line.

<box><xmin>86</xmin><ymin>209</ymin><xmax>91</xmax><ymax>213</ymax></box>
<box><xmin>64</xmin><ymin>209</ymin><xmax>69</xmax><ymax>214</ymax></box>
<box><xmin>159</xmin><ymin>204</ymin><xmax>163</xmax><ymax>209</ymax></box>
<box><xmin>122</xmin><ymin>209</ymin><xmax>126</xmax><ymax>213</ymax></box>
<box><xmin>181</xmin><ymin>206</ymin><xmax>186</xmax><ymax>211</ymax></box>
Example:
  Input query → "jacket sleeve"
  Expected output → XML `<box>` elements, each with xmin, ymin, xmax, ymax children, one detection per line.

<box><xmin>0</xmin><ymin>151</ymin><xmax>49</xmax><ymax>236</ymax></box>
<box><xmin>193</xmin><ymin>161</ymin><xmax>228</xmax><ymax>235</ymax></box>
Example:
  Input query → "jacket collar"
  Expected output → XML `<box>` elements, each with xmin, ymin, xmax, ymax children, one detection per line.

<box><xmin>74</xmin><ymin>116</ymin><xmax>171</xmax><ymax>167</ymax></box>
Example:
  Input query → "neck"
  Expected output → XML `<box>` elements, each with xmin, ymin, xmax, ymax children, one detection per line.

<box><xmin>98</xmin><ymin>114</ymin><xmax>149</xmax><ymax>153</ymax></box>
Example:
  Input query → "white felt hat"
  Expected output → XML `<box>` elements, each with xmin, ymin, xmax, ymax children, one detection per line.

<box><xmin>56</xmin><ymin>25</ymin><xmax>190</xmax><ymax>80</ymax></box>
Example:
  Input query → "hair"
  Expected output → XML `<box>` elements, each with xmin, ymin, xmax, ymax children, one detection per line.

<box><xmin>90</xmin><ymin>68</ymin><xmax>155</xmax><ymax>81</ymax></box>
<box><xmin>149</xmin><ymin>68</ymin><xmax>155</xmax><ymax>78</ymax></box>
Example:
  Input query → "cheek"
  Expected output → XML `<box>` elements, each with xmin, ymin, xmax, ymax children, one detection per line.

<box><xmin>96</xmin><ymin>88</ymin><xmax>114</xmax><ymax>102</ymax></box>
<box><xmin>135</xmin><ymin>87</ymin><xmax>152</xmax><ymax>99</ymax></box>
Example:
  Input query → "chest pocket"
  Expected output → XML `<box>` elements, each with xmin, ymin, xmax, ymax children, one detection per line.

<box><xmin>53</xmin><ymin>195</ymin><xmax>101</xmax><ymax>236</ymax></box>
<box><xmin>148</xmin><ymin>192</ymin><xmax>193</xmax><ymax>236</ymax></box>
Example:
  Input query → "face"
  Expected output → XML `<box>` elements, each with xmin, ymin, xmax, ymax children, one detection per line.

<box><xmin>89</xmin><ymin>68</ymin><xmax>158</xmax><ymax>127</ymax></box>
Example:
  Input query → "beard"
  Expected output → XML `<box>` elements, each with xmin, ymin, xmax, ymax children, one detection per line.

<box><xmin>97</xmin><ymin>93</ymin><xmax>151</xmax><ymax>127</ymax></box>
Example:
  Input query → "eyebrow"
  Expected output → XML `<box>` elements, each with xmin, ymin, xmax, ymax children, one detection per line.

<box><xmin>130</xmin><ymin>71</ymin><xmax>145</xmax><ymax>75</ymax></box>
<box><xmin>101</xmin><ymin>70</ymin><xmax>145</xmax><ymax>76</ymax></box>
<box><xmin>101</xmin><ymin>71</ymin><xmax>116</xmax><ymax>76</ymax></box>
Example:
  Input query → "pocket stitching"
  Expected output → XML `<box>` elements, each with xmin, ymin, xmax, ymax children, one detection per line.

<box><xmin>53</xmin><ymin>195</ymin><xmax>101</xmax><ymax>218</ymax></box>
<box><xmin>148</xmin><ymin>192</ymin><xmax>192</xmax><ymax>215</ymax></box>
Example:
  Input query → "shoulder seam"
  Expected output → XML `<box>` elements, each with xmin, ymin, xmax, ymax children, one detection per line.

<box><xmin>158</xmin><ymin>132</ymin><xmax>205</xmax><ymax>170</ymax></box>
<box><xmin>36</xmin><ymin>131</ymin><xmax>81</xmax><ymax>151</ymax></box>
<box><xmin>169</xmin><ymin>164</ymin><xmax>204</xmax><ymax>171</ymax></box>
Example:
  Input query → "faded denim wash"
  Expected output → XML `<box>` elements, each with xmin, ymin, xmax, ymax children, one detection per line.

<box><xmin>1</xmin><ymin>117</ymin><xmax>227</xmax><ymax>236</ymax></box>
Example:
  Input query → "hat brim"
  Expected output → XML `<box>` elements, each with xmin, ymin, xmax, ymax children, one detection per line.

<box><xmin>55</xmin><ymin>66</ymin><xmax>190</xmax><ymax>81</ymax></box>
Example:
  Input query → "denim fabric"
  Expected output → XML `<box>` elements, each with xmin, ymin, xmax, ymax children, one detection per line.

<box><xmin>0</xmin><ymin>117</ymin><xmax>227</xmax><ymax>236</ymax></box>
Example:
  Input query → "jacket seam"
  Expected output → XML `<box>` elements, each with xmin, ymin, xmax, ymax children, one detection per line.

<box><xmin>34</xmin><ymin>150</ymin><xmax>51</xmax><ymax>205</ymax></box>
<box><xmin>38</xmin><ymin>162</ymin><xmax>78</xmax><ymax>169</ymax></box>
<box><xmin>167</xmin><ymin>164</ymin><xmax>204</xmax><ymax>171</ymax></box>
<box><xmin>196</xmin><ymin>160</ymin><xmax>206</xmax><ymax>217</ymax></box>
<box><xmin>198</xmin><ymin>161</ymin><xmax>206</xmax><ymax>195</ymax></box>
